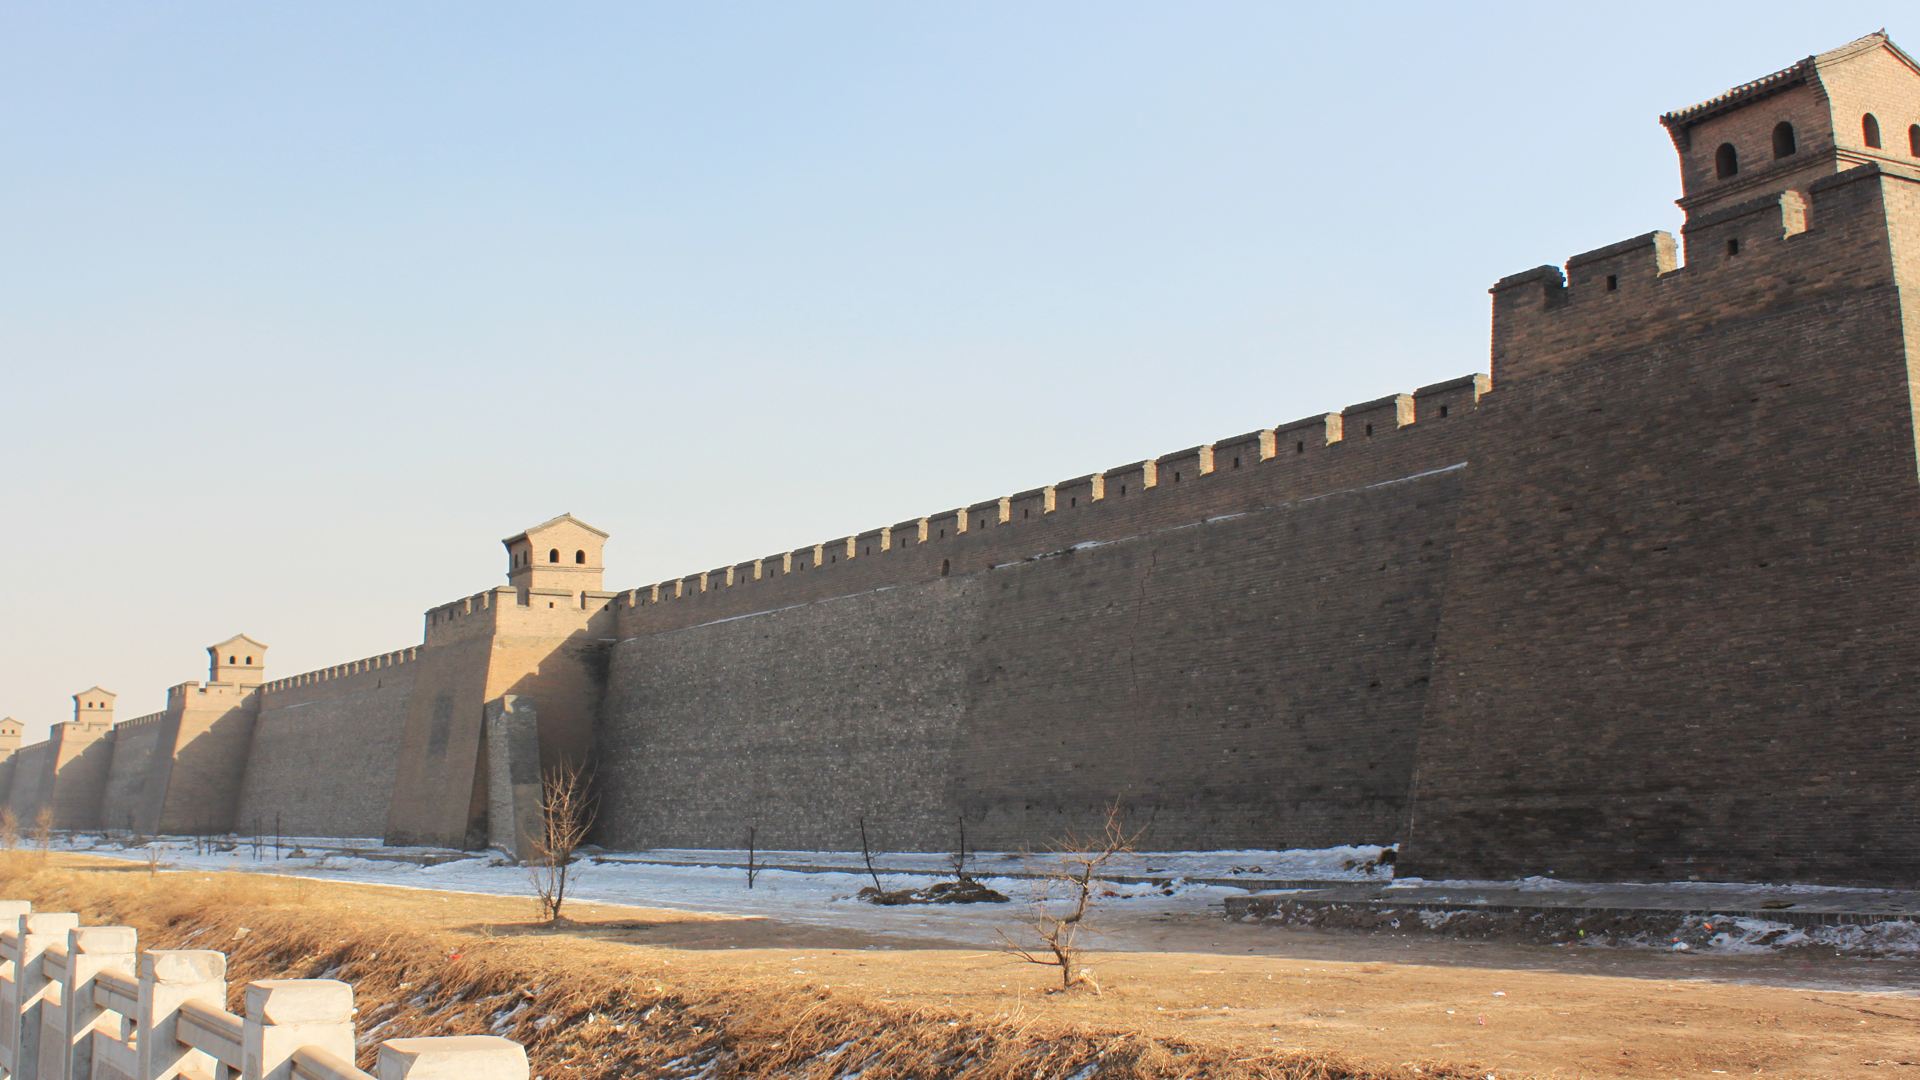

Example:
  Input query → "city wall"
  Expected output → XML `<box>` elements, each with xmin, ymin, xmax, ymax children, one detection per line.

<box><xmin>97</xmin><ymin>713</ymin><xmax>165</xmax><ymax>835</ymax></box>
<box><xmin>232</xmin><ymin>651</ymin><xmax>419</xmax><ymax>839</ymax></box>
<box><xmin>582</xmin><ymin>343</ymin><xmax>1487</xmax><ymax>851</ymax></box>
<box><xmin>0</xmin><ymin>150</ymin><xmax>1912</xmax><ymax>885</ymax></box>
<box><xmin>1401</xmin><ymin>164</ymin><xmax>1920</xmax><ymax>885</ymax></box>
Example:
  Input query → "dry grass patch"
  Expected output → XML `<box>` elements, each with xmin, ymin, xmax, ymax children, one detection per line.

<box><xmin>0</xmin><ymin>855</ymin><xmax>1470</xmax><ymax>1079</ymax></box>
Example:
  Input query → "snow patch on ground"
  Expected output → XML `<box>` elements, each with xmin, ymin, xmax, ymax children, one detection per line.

<box><xmin>62</xmin><ymin>835</ymin><xmax>1356</xmax><ymax>950</ymax></box>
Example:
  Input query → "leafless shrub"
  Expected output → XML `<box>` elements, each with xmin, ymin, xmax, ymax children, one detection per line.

<box><xmin>0</xmin><ymin>808</ymin><xmax>18</xmax><ymax>851</ymax></box>
<box><xmin>530</xmin><ymin>760</ymin><xmax>596</xmax><ymax>923</ymax></box>
<box><xmin>998</xmin><ymin>799</ymin><xmax>1147</xmax><ymax>994</ymax></box>
<box><xmin>145</xmin><ymin>843</ymin><xmax>164</xmax><ymax>876</ymax></box>
<box><xmin>32</xmin><ymin>807</ymin><xmax>53</xmax><ymax>859</ymax></box>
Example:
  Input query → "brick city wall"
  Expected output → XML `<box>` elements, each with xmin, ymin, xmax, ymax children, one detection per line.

<box><xmin>1401</xmin><ymin>165</ymin><xmax>1920</xmax><ymax>886</ymax></box>
<box><xmin>597</xmin><ymin>384</ymin><xmax>1484</xmax><ymax>852</ymax></box>
<box><xmin>231</xmin><ymin>654</ymin><xmax>419</xmax><ymax>839</ymax></box>
<box><xmin>97</xmin><ymin>714</ymin><xmax>165</xmax><ymax>835</ymax></box>
<box><xmin>0</xmin><ymin>112</ymin><xmax>1914</xmax><ymax>888</ymax></box>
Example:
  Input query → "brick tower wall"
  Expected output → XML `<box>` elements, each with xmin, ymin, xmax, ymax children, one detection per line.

<box><xmin>1399</xmin><ymin>165</ymin><xmax>1920</xmax><ymax>886</ymax></box>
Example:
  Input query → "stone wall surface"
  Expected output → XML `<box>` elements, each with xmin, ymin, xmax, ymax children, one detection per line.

<box><xmin>233</xmin><ymin>661</ymin><xmax>417</xmax><ymax>839</ymax></box>
<box><xmin>1401</xmin><ymin>167</ymin><xmax>1920</xmax><ymax>886</ymax></box>
<box><xmin>596</xmin><ymin>464</ymin><xmax>1466</xmax><ymax>852</ymax></box>
<box><xmin>384</xmin><ymin>634</ymin><xmax>498</xmax><ymax>848</ymax></box>
<box><xmin>6</xmin><ymin>743</ymin><xmax>49</xmax><ymax>824</ymax></box>
<box><xmin>157</xmin><ymin>688</ymin><xmax>258</xmax><ymax>834</ymax></box>
<box><xmin>98</xmin><ymin>719</ymin><xmax>165</xmax><ymax>835</ymax></box>
<box><xmin>45</xmin><ymin>725</ymin><xmax>114</xmax><ymax>830</ymax></box>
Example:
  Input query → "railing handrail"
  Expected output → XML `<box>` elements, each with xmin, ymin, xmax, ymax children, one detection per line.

<box><xmin>178</xmin><ymin>996</ymin><xmax>246</xmax><ymax>1068</ymax></box>
<box><xmin>292</xmin><ymin>1044</ymin><xmax>376</xmax><ymax>1080</ymax></box>
<box><xmin>93</xmin><ymin>965</ymin><xmax>138</xmax><ymax>1016</ymax></box>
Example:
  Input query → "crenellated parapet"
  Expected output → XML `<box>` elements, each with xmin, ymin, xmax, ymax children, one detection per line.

<box><xmin>1491</xmin><ymin>163</ymin><xmax>1914</xmax><ymax>384</ymax></box>
<box><xmin>109</xmin><ymin>711</ymin><xmax>167</xmax><ymax>734</ymax></box>
<box><xmin>613</xmin><ymin>369</ymin><xmax>1490</xmax><ymax>625</ymax></box>
<box><xmin>257</xmin><ymin>647</ymin><xmax>422</xmax><ymax>694</ymax></box>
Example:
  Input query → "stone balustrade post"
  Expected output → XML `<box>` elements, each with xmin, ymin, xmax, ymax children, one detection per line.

<box><xmin>0</xmin><ymin>901</ymin><xmax>34</xmax><ymax>1074</ymax></box>
<box><xmin>60</xmin><ymin>926</ymin><xmax>136</xmax><ymax>1080</ymax></box>
<box><xmin>12</xmin><ymin>913</ymin><xmax>79</xmax><ymax>1080</ymax></box>
<box><xmin>241</xmin><ymin>981</ymin><xmax>354</xmax><ymax>1080</ymax></box>
<box><xmin>137</xmin><ymin>950</ymin><xmax>226</xmax><ymax>1080</ymax></box>
<box><xmin>377</xmin><ymin>1036</ymin><xmax>529</xmax><ymax>1080</ymax></box>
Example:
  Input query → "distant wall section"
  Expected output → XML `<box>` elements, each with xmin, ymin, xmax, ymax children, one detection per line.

<box><xmin>596</xmin><ymin>453</ymin><xmax>1470</xmax><ymax>852</ymax></box>
<box><xmin>99</xmin><ymin>714</ymin><xmax>167</xmax><ymax>834</ymax></box>
<box><xmin>234</xmin><ymin>652</ymin><xmax>418</xmax><ymax>839</ymax></box>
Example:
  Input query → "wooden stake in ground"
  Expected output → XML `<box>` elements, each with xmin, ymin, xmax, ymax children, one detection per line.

<box><xmin>530</xmin><ymin>760</ymin><xmax>596</xmax><ymax>924</ymax></box>
<box><xmin>998</xmin><ymin>799</ymin><xmax>1147</xmax><ymax>994</ymax></box>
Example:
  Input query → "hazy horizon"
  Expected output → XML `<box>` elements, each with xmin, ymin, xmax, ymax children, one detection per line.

<box><xmin>1</xmin><ymin>3</ymin><xmax>1902</xmax><ymax>738</ymax></box>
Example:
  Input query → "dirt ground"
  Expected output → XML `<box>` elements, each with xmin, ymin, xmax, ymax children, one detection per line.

<box><xmin>12</xmin><ymin>855</ymin><xmax>1920</xmax><ymax>1078</ymax></box>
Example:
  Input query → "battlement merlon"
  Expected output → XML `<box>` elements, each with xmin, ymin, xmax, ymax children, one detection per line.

<box><xmin>1490</xmin><ymin>163</ymin><xmax>1916</xmax><ymax>385</ymax></box>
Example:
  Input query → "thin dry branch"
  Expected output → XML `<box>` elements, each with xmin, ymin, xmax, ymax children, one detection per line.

<box><xmin>998</xmin><ymin>799</ymin><xmax>1148</xmax><ymax>993</ymax></box>
<box><xmin>530</xmin><ymin>760</ymin><xmax>597</xmax><ymax>923</ymax></box>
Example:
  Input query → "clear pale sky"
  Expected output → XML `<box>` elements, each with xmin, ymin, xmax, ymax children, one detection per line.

<box><xmin>0</xmin><ymin>4</ymin><xmax>1903</xmax><ymax>739</ymax></box>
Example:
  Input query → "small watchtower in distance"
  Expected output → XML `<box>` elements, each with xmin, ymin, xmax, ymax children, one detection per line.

<box><xmin>1660</xmin><ymin>31</ymin><xmax>1920</xmax><ymax>223</ymax></box>
<box><xmin>207</xmin><ymin>634</ymin><xmax>269</xmax><ymax>687</ymax></box>
<box><xmin>71</xmin><ymin>687</ymin><xmax>115</xmax><ymax>728</ymax></box>
<box><xmin>0</xmin><ymin>718</ymin><xmax>22</xmax><ymax>761</ymax></box>
<box><xmin>503</xmin><ymin>513</ymin><xmax>608</xmax><ymax>602</ymax></box>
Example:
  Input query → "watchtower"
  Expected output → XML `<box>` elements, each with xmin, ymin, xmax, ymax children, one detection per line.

<box><xmin>1660</xmin><ymin>31</ymin><xmax>1920</xmax><ymax>229</ymax></box>
<box><xmin>207</xmin><ymin>633</ymin><xmax>269</xmax><ymax>687</ymax></box>
<box><xmin>0</xmin><ymin>718</ymin><xmax>21</xmax><ymax>761</ymax></box>
<box><xmin>502</xmin><ymin>513</ymin><xmax>608</xmax><ymax>602</ymax></box>
<box><xmin>71</xmin><ymin>687</ymin><xmax>114</xmax><ymax>728</ymax></box>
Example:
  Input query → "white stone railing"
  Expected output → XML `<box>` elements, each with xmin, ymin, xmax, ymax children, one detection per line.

<box><xmin>0</xmin><ymin>901</ymin><xmax>526</xmax><ymax>1080</ymax></box>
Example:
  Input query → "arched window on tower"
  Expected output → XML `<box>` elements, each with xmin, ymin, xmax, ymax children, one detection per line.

<box><xmin>1863</xmin><ymin>113</ymin><xmax>1882</xmax><ymax>149</ymax></box>
<box><xmin>1910</xmin><ymin>123</ymin><xmax>1920</xmax><ymax>156</ymax></box>
<box><xmin>548</xmin><ymin>548</ymin><xmax>560</xmax><ymax>563</ymax></box>
<box><xmin>1715</xmin><ymin>142</ymin><xmax>1739</xmax><ymax>178</ymax></box>
<box><xmin>1772</xmin><ymin>121</ymin><xmax>1796</xmax><ymax>158</ymax></box>
<box><xmin>574</xmin><ymin>549</ymin><xmax>586</xmax><ymax>564</ymax></box>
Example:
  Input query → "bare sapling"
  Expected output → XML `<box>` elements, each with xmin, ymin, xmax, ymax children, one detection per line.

<box><xmin>145</xmin><ymin>842</ymin><xmax>163</xmax><ymax>876</ymax></box>
<box><xmin>859</xmin><ymin>815</ymin><xmax>883</xmax><ymax>892</ymax></box>
<box><xmin>0</xmin><ymin>807</ymin><xmax>18</xmax><ymax>851</ymax></box>
<box><xmin>949</xmin><ymin>814</ymin><xmax>971</xmax><ymax>881</ymax></box>
<box><xmin>32</xmin><ymin>807</ymin><xmax>54</xmax><ymax>860</ymax></box>
<box><xmin>746</xmin><ymin>825</ymin><xmax>758</xmax><ymax>890</ymax></box>
<box><xmin>998</xmin><ymin>799</ymin><xmax>1147</xmax><ymax>994</ymax></box>
<box><xmin>530</xmin><ymin>760</ymin><xmax>596</xmax><ymax>924</ymax></box>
